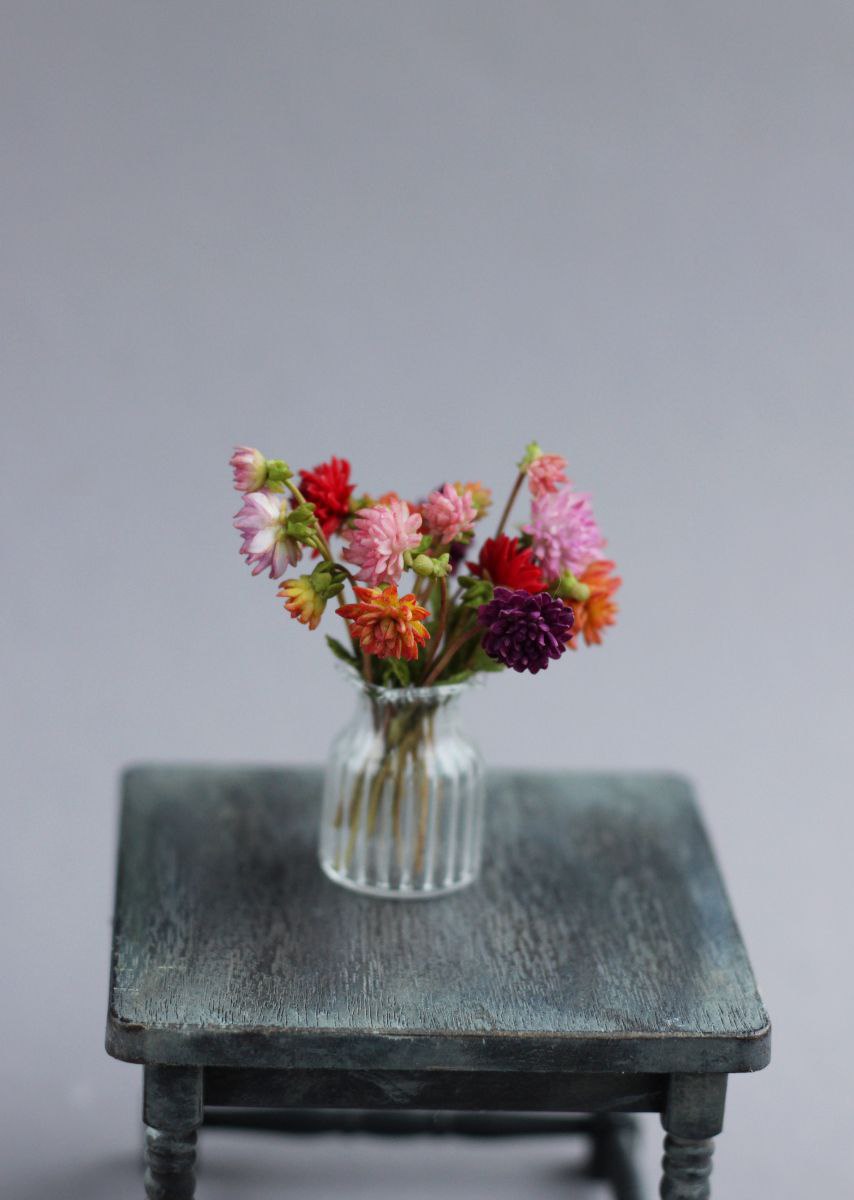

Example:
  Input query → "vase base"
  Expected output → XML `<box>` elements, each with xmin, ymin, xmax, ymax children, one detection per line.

<box><xmin>319</xmin><ymin>859</ymin><xmax>478</xmax><ymax>900</ymax></box>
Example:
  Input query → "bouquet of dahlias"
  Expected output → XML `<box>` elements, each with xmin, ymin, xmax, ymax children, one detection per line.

<box><xmin>231</xmin><ymin>442</ymin><xmax>620</xmax><ymax>684</ymax></box>
<box><xmin>231</xmin><ymin>443</ymin><xmax>620</xmax><ymax>891</ymax></box>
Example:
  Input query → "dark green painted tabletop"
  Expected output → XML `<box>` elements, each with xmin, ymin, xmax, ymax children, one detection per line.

<box><xmin>106</xmin><ymin>766</ymin><xmax>769</xmax><ymax>1076</ymax></box>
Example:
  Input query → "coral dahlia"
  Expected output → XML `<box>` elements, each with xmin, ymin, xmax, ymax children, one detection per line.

<box><xmin>233</xmin><ymin>490</ymin><xmax>302</xmax><ymax>578</ymax></box>
<box><xmin>526</xmin><ymin>453</ymin><xmax>568</xmax><ymax>499</ymax></box>
<box><xmin>568</xmin><ymin>560</ymin><xmax>621</xmax><ymax>646</ymax></box>
<box><xmin>422</xmin><ymin>483</ymin><xmax>477</xmax><ymax>544</ymax></box>
<box><xmin>477</xmin><ymin>587</ymin><xmax>574</xmax><ymax>674</ymax></box>
<box><xmin>524</xmin><ymin>487</ymin><xmax>605</xmax><ymax>579</ymax></box>
<box><xmin>298</xmin><ymin>456</ymin><xmax>355</xmax><ymax>538</ymax></box>
<box><xmin>337</xmin><ymin>585</ymin><xmax>430</xmax><ymax>661</ymax></box>
<box><xmin>341</xmin><ymin>499</ymin><xmax>422</xmax><ymax>586</ymax></box>
<box><xmin>468</xmin><ymin>535</ymin><xmax>546</xmax><ymax>594</ymax></box>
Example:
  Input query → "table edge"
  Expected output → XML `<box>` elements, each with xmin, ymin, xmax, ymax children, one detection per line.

<box><xmin>106</xmin><ymin>1010</ymin><xmax>771</xmax><ymax>1074</ymax></box>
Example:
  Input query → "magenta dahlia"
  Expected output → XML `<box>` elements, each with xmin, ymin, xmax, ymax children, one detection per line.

<box><xmin>477</xmin><ymin>587</ymin><xmax>574</xmax><ymax>673</ymax></box>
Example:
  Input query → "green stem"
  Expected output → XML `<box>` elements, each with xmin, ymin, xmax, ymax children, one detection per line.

<box><xmin>413</xmin><ymin>748</ymin><xmax>429</xmax><ymax>878</ymax></box>
<box><xmin>366</xmin><ymin>757</ymin><xmax>392</xmax><ymax>836</ymax></box>
<box><xmin>286</xmin><ymin>479</ymin><xmax>335</xmax><ymax>562</ymax></box>
<box><xmin>392</xmin><ymin>737</ymin><xmax>411</xmax><ymax>866</ymax></box>
<box><xmin>422</xmin><ymin>620</ymin><xmax>481</xmax><ymax>686</ymax></box>
<box><xmin>494</xmin><ymin>470</ymin><xmax>526</xmax><ymax>540</ymax></box>
<box><xmin>419</xmin><ymin>576</ymin><xmax>448</xmax><ymax>680</ymax></box>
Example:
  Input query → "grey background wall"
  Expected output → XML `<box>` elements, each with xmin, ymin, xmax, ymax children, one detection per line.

<box><xmin>2</xmin><ymin>3</ymin><xmax>852</xmax><ymax>1197</ymax></box>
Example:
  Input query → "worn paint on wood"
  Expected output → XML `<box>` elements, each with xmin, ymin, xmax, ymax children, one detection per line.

<box><xmin>106</xmin><ymin>766</ymin><xmax>770</xmax><ymax>1074</ymax></box>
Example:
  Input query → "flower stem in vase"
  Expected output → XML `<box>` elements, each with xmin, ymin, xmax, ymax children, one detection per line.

<box><xmin>413</xmin><ymin>742</ymin><xmax>429</xmax><ymax>879</ymax></box>
<box><xmin>391</xmin><ymin>737</ymin><xmax>411</xmax><ymax>867</ymax></box>
<box><xmin>366</xmin><ymin>754</ymin><xmax>393</xmax><ymax>837</ymax></box>
<box><xmin>338</xmin><ymin>768</ymin><xmax>365</xmax><ymax>869</ymax></box>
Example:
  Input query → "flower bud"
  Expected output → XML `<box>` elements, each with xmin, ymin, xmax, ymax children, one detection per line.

<box><xmin>556</xmin><ymin>571</ymin><xmax>591</xmax><ymax>602</ymax></box>
<box><xmin>517</xmin><ymin>441</ymin><xmax>543</xmax><ymax>471</ymax></box>
<box><xmin>265</xmin><ymin>459</ymin><xmax>294</xmax><ymax>487</ymax></box>
<box><xmin>310</xmin><ymin>561</ymin><xmax>347</xmax><ymax>600</ymax></box>
<box><xmin>431</xmin><ymin>553</ymin><xmax>452</xmax><ymax>577</ymax></box>
<box><xmin>285</xmin><ymin>502</ymin><xmax>318</xmax><ymax>542</ymax></box>
<box><xmin>411</xmin><ymin>553</ymin><xmax>436</xmax><ymax>577</ymax></box>
<box><xmin>230</xmin><ymin>446</ymin><xmax>268</xmax><ymax>492</ymax></box>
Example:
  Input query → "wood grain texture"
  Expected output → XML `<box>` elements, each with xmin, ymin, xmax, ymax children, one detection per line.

<box><xmin>106</xmin><ymin>766</ymin><xmax>770</xmax><ymax>1074</ymax></box>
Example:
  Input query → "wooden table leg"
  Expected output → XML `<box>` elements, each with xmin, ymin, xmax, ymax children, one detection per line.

<box><xmin>660</xmin><ymin>1074</ymin><xmax>727</xmax><ymax>1200</ymax></box>
<box><xmin>587</xmin><ymin>1115</ymin><xmax>644</xmax><ymax>1200</ymax></box>
<box><xmin>143</xmin><ymin>1065</ymin><xmax>203</xmax><ymax>1200</ymax></box>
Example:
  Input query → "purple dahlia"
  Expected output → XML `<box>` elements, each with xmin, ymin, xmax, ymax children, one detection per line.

<box><xmin>477</xmin><ymin>586</ymin><xmax>574</xmax><ymax>674</ymax></box>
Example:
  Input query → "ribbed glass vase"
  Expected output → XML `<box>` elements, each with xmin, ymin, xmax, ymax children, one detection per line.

<box><xmin>320</xmin><ymin>674</ymin><xmax>485</xmax><ymax>898</ymax></box>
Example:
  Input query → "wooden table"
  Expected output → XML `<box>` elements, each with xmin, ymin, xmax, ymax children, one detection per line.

<box><xmin>106</xmin><ymin>766</ymin><xmax>770</xmax><ymax>1199</ymax></box>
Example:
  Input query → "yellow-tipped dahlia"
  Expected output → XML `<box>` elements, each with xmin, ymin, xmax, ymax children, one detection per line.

<box><xmin>454</xmin><ymin>480</ymin><xmax>492</xmax><ymax>517</ymax></box>
<box><xmin>279</xmin><ymin>575</ymin><xmax>326</xmax><ymax>630</ymax></box>
<box><xmin>336</xmin><ymin>585</ymin><xmax>430</xmax><ymax>660</ymax></box>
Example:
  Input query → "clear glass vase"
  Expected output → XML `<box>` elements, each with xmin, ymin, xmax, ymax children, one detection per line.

<box><xmin>320</xmin><ymin>674</ymin><xmax>485</xmax><ymax>898</ymax></box>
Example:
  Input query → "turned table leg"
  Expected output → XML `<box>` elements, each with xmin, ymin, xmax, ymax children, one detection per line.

<box><xmin>660</xmin><ymin>1074</ymin><xmax>727</xmax><ymax>1200</ymax></box>
<box><xmin>143</xmin><ymin>1065</ymin><xmax>203</xmax><ymax>1200</ymax></box>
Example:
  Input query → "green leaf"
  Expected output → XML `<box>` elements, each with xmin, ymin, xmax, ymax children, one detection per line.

<box><xmin>440</xmin><ymin>669</ymin><xmax>474</xmax><ymax>685</ymax></box>
<box><xmin>325</xmin><ymin>636</ymin><xmax>358</xmax><ymax>666</ymax></box>
<box><xmin>381</xmin><ymin>658</ymin><xmax>411</xmax><ymax>687</ymax></box>
<box><xmin>469</xmin><ymin>645</ymin><xmax>505</xmax><ymax>674</ymax></box>
<box><xmin>457</xmin><ymin>574</ymin><xmax>494</xmax><ymax>607</ymax></box>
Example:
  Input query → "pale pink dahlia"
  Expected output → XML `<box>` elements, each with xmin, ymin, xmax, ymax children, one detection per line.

<box><xmin>233</xmin><ymin>490</ymin><xmax>302</xmax><ymax>578</ymax></box>
<box><xmin>230</xmin><ymin>445</ymin><xmax>267</xmax><ymax>492</ymax></box>
<box><xmin>527</xmin><ymin>453</ymin><xmax>568</xmax><ymax>499</ymax></box>
<box><xmin>524</xmin><ymin>488</ymin><xmax>605</xmax><ymax>579</ymax></box>
<box><xmin>422</xmin><ymin>483</ymin><xmax>477</xmax><ymax>544</ymax></box>
<box><xmin>341</xmin><ymin>499</ymin><xmax>422</xmax><ymax>586</ymax></box>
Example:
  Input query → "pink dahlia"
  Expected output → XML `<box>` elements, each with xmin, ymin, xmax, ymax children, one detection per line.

<box><xmin>422</xmin><ymin>483</ymin><xmax>476</xmax><ymax>544</ymax></box>
<box><xmin>341</xmin><ymin>499</ymin><xmax>422</xmax><ymax>586</ymax></box>
<box><xmin>524</xmin><ymin>487</ymin><xmax>605</xmax><ymax>579</ymax></box>
<box><xmin>527</xmin><ymin>453</ymin><xmax>568</xmax><ymax>499</ymax></box>
<box><xmin>233</xmin><ymin>490</ymin><xmax>302</xmax><ymax>578</ymax></box>
<box><xmin>230</xmin><ymin>445</ymin><xmax>267</xmax><ymax>492</ymax></box>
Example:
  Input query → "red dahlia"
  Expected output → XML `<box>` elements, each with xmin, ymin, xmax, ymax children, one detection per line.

<box><xmin>469</xmin><ymin>535</ymin><xmax>546</xmax><ymax>594</ymax></box>
<box><xmin>298</xmin><ymin>457</ymin><xmax>355</xmax><ymax>537</ymax></box>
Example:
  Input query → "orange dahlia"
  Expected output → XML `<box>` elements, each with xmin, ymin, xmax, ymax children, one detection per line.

<box><xmin>336</xmin><ymin>585</ymin><xmax>430</xmax><ymax>661</ymax></box>
<box><xmin>568</xmin><ymin>560</ymin><xmax>621</xmax><ymax>646</ymax></box>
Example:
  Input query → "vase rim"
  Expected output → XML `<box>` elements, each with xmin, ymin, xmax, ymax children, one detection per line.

<box><xmin>335</xmin><ymin>662</ymin><xmax>482</xmax><ymax>704</ymax></box>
